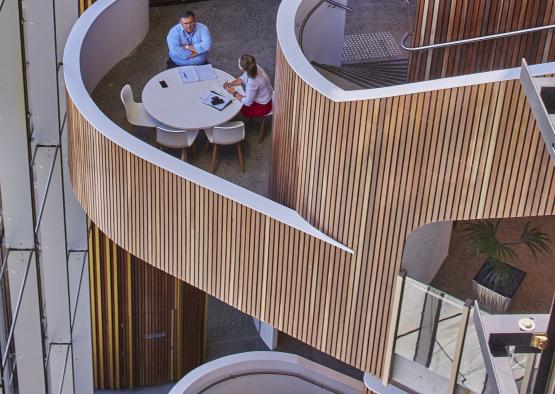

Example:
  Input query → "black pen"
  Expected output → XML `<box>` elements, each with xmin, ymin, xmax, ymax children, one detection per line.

<box><xmin>210</xmin><ymin>90</ymin><xmax>222</xmax><ymax>96</ymax></box>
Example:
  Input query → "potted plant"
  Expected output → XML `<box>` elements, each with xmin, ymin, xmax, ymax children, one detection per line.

<box><xmin>462</xmin><ymin>220</ymin><xmax>552</xmax><ymax>313</ymax></box>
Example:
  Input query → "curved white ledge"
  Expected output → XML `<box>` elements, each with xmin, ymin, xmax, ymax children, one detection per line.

<box><xmin>63</xmin><ymin>0</ymin><xmax>353</xmax><ymax>254</ymax></box>
<box><xmin>169</xmin><ymin>351</ymin><xmax>364</xmax><ymax>394</ymax></box>
<box><xmin>277</xmin><ymin>0</ymin><xmax>555</xmax><ymax>102</ymax></box>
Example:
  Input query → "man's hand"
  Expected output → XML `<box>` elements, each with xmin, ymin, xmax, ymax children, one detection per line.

<box><xmin>182</xmin><ymin>43</ymin><xmax>198</xmax><ymax>53</ymax></box>
<box><xmin>225</xmin><ymin>86</ymin><xmax>236</xmax><ymax>94</ymax></box>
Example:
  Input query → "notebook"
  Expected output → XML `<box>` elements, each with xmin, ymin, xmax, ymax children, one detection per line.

<box><xmin>200</xmin><ymin>91</ymin><xmax>232</xmax><ymax>111</ymax></box>
<box><xmin>177</xmin><ymin>64</ymin><xmax>217</xmax><ymax>83</ymax></box>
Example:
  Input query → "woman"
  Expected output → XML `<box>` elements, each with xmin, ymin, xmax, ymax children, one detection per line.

<box><xmin>223</xmin><ymin>55</ymin><xmax>273</xmax><ymax>117</ymax></box>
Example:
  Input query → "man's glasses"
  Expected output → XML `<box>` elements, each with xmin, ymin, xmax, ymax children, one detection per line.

<box><xmin>181</xmin><ymin>21</ymin><xmax>195</xmax><ymax>26</ymax></box>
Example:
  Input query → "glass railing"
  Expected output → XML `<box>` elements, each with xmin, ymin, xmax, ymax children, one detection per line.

<box><xmin>391</xmin><ymin>275</ymin><xmax>491</xmax><ymax>393</ymax></box>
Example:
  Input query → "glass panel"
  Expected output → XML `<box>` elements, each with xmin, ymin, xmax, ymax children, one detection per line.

<box><xmin>394</xmin><ymin>278</ymin><xmax>464</xmax><ymax>384</ymax></box>
<box><xmin>457</xmin><ymin>312</ymin><xmax>490</xmax><ymax>393</ymax></box>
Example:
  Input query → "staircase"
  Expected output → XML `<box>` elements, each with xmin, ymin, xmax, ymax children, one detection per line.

<box><xmin>312</xmin><ymin>59</ymin><xmax>408</xmax><ymax>90</ymax></box>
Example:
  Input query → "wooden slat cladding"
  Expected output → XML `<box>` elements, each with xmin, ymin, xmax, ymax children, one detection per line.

<box><xmin>79</xmin><ymin>0</ymin><xmax>96</xmax><ymax>15</ymax></box>
<box><xmin>66</xmin><ymin>97</ymin><xmax>353</xmax><ymax>375</ymax></box>
<box><xmin>271</xmin><ymin>45</ymin><xmax>555</xmax><ymax>376</ymax></box>
<box><xmin>88</xmin><ymin>224</ymin><xmax>205</xmax><ymax>389</ymax></box>
<box><xmin>68</xmin><ymin>57</ymin><xmax>555</xmax><ymax>381</ymax></box>
<box><xmin>408</xmin><ymin>0</ymin><xmax>555</xmax><ymax>81</ymax></box>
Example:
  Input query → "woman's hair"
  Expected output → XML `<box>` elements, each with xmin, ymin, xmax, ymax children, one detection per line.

<box><xmin>240</xmin><ymin>55</ymin><xmax>258</xmax><ymax>79</ymax></box>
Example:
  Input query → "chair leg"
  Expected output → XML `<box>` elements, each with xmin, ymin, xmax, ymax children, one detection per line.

<box><xmin>152</xmin><ymin>127</ymin><xmax>157</xmax><ymax>145</ymax></box>
<box><xmin>237</xmin><ymin>143</ymin><xmax>245</xmax><ymax>173</ymax></box>
<box><xmin>191</xmin><ymin>143</ymin><xmax>197</xmax><ymax>157</ymax></box>
<box><xmin>211</xmin><ymin>144</ymin><xmax>218</xmax><ymax>173</ymax></box>
<box><xmin>257</xmin><ymin>118</ymin><xmax>265</xmax><ymax>144</ymax></box>
<box><xmin>204</xmin><ymin>139</ymin><xmax>211</xmax><ymax>154</ymax></box>
<box><xmin>181</xmin><ymin>147</ymin><xmax>187</xmax><ymax>162</ymax></box>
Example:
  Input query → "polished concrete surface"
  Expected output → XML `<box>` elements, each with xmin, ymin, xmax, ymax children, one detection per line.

<box><xmin>344</xmin><ymin>0</ymin><xmax>414</xmax><ymax>63</ymax></box>
<box><xmin>92</xmin><ymin>0</ymin><xmax>280</xmax><ymax>197</ymax></box>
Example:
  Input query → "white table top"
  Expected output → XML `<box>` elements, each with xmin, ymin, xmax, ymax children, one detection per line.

<box><xmin>142</xmin><ymin>67</ymin><xmax>243</xmax><ymax>130</ymax></box>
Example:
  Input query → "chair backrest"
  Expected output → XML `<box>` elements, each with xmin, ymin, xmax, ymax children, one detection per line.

<box><xmin>213</xmin><ymin>121</ymin><xmax>245</xmax><ymax>145</ymax></box>
<box><xmin>156</xmin><ymin>127</ymin><xmax>197</xmax><ymax>149</ymax></box>
<box><xmin>120</xmin><ymin>84</ymin><xmax>135</xmax><ymax>115</ymax></box>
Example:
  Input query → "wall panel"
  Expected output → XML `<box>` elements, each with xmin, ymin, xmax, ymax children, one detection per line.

<box><xmin>408</xmin><ymin>0</ymin><xmax>555</xmax><ymax>81</ymax></box>
<box><xmin>270</xmin><ymin>44</ymin><xmax>555</xmax><ymax>377</ymax></box>
<box><xmin>88</xmin><ymin>224</ymin><xmax>205</xmax><ymax>389</ymax></box>
<box><xmin>69</xmin><ymin>49</ymin><xmax>555</xmax><ymax>381</ymax></box>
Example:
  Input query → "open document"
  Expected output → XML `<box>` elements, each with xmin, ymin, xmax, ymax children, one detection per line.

<box><xmin>200</xmin><ymin>91</ymin><xmax>232</xmax><ymax>111</ymax></box>
<box><xmin>177</xmin><ymin>64</ymin><xmax>217</xmax><ymax>83</ymax></box>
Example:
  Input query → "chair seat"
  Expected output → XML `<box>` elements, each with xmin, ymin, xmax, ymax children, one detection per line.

<box><xmin>127</xmin><ymin>103</ymin><xmax>163</xmax><ymax>128</ymax></box>
<box><xmin>204</xmin><ymin>121</ymin><xmax>245</xmax><ymax>145</ymax></box>
<box><xmin>156</xmin><ymin>127</ymin><xmax>199</xmax><ymax>149</ymax></box>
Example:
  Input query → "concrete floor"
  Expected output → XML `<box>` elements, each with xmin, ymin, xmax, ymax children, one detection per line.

<box><xmin>92</xmin><ymin>0</ymin><xmax>281</xmax><ymax>197</ymax></box>
<box><xmin>343</xmin><ymin>0</ymin><xmax>415</xmax><ymax>63</ymax></box>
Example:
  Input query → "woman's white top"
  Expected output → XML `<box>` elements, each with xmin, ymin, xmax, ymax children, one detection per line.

<box><xmin>239</xmin><ymin>66</ymin><xmax>273</xmax><ymax>106</ymax></box>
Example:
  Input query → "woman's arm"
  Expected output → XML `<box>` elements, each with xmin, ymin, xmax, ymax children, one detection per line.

<box><xmin>223</xmin><ymin>78</ymin><xmax>242</xmax><ymax>89</ymax></box>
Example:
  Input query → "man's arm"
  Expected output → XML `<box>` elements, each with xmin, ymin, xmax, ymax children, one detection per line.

<box><xmin>167</xmin><ymin>28</ymin><xmax>193</xmax><ymax>63</ymax></box>
<box><xmin>190</xmin><ymin>25</ymin><xmax>212</xmax><ymax>54</ymax></box>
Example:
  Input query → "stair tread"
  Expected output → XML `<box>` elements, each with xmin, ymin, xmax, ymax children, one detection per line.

<box><xmin>312</xmin><ymin>59</ymin><xmax>408</xmax><ymax>90</ymax></box>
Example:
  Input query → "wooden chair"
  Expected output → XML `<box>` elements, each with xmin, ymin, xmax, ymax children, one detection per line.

<box><xmin>204</xmin><ymin>121</ymin><xmax>246</xmax><ymax>173</ymax></box>
<box><xmin>256</xmin><ymin>105</ymin><xmax>273</xmax><ymax>143</ymax></box>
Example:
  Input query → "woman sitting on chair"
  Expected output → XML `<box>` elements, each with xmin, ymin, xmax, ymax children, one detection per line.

<box><xmin>223</xmin><ymin>55</ymin><xmax>273</xmax><ymax>117</ymax></box>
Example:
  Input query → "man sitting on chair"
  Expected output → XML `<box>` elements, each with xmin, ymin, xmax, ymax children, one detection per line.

<box><xmin>166</xmin><ymin>10</ymin><xmax>211</xmax><ymax>68</ymax></box>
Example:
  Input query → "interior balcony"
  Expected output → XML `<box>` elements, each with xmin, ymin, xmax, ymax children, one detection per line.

<box><xmin>65</xmin><ymin>0</ymin><xmax>555</xmax><ymax>392</ymax></box>
<box><xmin>299</xmin><ymin>0</ymin><xmax>555</xmax><ymax>90</ymax></box>
<box><xmin>91</xmin><ymin>1</ymin><xmax>280</xmax><ymax>196</ymax></box>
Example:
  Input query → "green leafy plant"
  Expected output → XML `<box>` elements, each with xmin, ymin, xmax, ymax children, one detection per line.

<box><xmin>462</xmin><ymin>220</ymin><xmax>552</xmax><ymax>292</ymax></box>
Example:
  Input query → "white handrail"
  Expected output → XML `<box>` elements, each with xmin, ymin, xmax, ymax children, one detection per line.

<box><xmin>401</xmin><ymin>24</ymin><xmax>555</xmax><ymax>51</ymax></box>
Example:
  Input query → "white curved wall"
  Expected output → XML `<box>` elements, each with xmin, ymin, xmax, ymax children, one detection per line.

<box><xmin>169</xmin><ymin>352</ymin><xmax>364</xmax><ymax>394</ymax></box>
<box><xmin>298</xmin><ymin>0</ymin><xmax>347</xmax><ymax>66</ymax></box>
<box><xmin>80</xmin><ymin>0</ymin><xmax>149</xmax><ymax>92</ymax></box>
<box><xmin>278</xmin><ymin>0</ymin><xmax>555</xmax><ymax>101</ymax></box>
<box><xmin>63</xmin><ymin>0</ymin><xmax>352</xmax><ymax>254</ymax></box>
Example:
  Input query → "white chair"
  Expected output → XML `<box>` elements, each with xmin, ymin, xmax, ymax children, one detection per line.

<box><xmin>156</xmin><ymin>126</ymin><xmax>199</xmax><ymax>162</ymax></box>
<box><xmin>120</xmin><ymin>84</ymin><xmax>161</xmax><ymax>142</ymax></box>
<box><xmin>204</xmin><ymin>121</ymin><xmax>246</xmax><ymax>173</ymax></box>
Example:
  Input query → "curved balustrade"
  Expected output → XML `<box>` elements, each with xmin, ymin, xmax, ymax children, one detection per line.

<box><xmin>273</xmin><ymin>0</ymin><xmax>555</xmax><ymax>379</ymax></box>
<box><xmin>168</xmin><ymin>351</ymin><xmax>363</xmax><ymax>394</ymax></box>
<box><xmin>65</xmin><ymin>0</ymin><xmax>555</xmax><ymax>385</ymax></box>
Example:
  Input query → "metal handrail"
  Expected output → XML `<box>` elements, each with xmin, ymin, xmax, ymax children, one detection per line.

<box><xmin>298</xmin><ymin>0</ymin><xmax>353</xmax><ymax>52</ymax></box>
<box><xmin>401</xmin><ymin>24</ymin><xmax>555</xmax><ymax>51</ymax></box>
<box><xmin>325</xmin><ymin>0</ymin><xmax>352</xmax><ymax>11</ymax></box>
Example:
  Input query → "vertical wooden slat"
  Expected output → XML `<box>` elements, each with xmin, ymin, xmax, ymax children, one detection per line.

<box><xmin>69</xmin><ymin>45</ymin><xmax>555</xmax><ymax>383</ymax></box>
<box><xmin>408</xmin><ymin>0</ymin><xmax>555</xmax><ymax>81</ymax></box>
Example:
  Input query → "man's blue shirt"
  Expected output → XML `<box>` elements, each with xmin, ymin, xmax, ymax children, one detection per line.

<box><xmin>167</xmin><ymin>22</ymin><xmax>211</xmax><ymax>66</ymax></box>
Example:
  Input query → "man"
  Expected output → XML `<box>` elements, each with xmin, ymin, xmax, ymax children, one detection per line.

<box><xmin>167</xmin><ymin>11</ymin><xmax>211</xmax><ymax>68</ymax></box>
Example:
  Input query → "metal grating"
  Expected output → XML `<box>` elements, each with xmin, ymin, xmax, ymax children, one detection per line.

<box><xmin>342</xmin><ymin>32</ymin><xmax>403</xmax><ymax>62</ymax></box>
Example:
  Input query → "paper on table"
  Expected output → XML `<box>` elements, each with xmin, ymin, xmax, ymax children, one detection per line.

<box><xmin>195</xmin><ymin>64</ymin><xmax>217</xmax><ymax>80</ymax></box>
<box><xmin>177</xmin><ymin>66</ymin><xmax>199</xmax><ymax>83</ymax></box>
<box><xmin>200</xmin><ymin>92</ymin><xmax>232</xmax><ymax>111</ymax></box>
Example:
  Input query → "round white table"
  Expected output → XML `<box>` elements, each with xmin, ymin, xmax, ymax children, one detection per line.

<box><xmin>142</xmin><ymin>68</ymin><xmax>243</xmax><ymax>130</ymax></box>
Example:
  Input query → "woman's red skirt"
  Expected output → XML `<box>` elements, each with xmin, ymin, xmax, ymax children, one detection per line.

<box><xmin>241</xmin><ymin>100</ymin><xmax>272</xmax><ymax>118</ymax></box>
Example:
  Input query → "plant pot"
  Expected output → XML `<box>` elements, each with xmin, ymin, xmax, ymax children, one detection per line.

<box><xmin>472</xmin><ymin>257</ymin><xmax>526</xmax><ymax>313</ymax></box>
